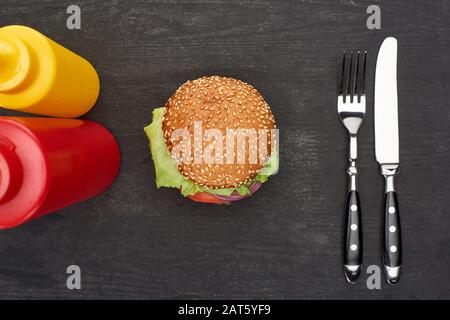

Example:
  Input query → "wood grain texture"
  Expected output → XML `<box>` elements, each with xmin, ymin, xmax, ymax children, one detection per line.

<box><xmin>0</xmin><ymin>0</ymin><xmax>449</xmax><ymax>299</ymax></box>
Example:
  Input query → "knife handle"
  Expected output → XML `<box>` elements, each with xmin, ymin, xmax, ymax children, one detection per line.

<box><xmin>344</xmin><ymin>189</ymin><xmax>362</xmax><ymax>283</ymax></box>
<box><xmin>382</xmin><ymin>165</ymin><xmax>402</xmax><ymax>284</ymax></box>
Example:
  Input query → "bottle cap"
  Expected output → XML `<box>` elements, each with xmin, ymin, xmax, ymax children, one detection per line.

<box><xmin>0</xmin><ymin>32</ymin><xmax>30</xmax><ymax>92</ymax></box>
<box><xmin>0</xmin><ymin>138</ymin><xmax>23</xmax><ymax>203</ymax></box>
<box><xmin>0</xmin><ymin>118</ymin><xmax>48</xmax><ymax>228</ymax></box>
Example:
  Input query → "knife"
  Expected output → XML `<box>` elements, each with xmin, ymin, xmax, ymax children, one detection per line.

<box><xmin>374</xmin><ymin>37</ymin><xmax>402</xmax><ymax>284</ymax></box>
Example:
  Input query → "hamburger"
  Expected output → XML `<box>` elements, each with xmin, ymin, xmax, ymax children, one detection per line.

<box><xmin>144</xmin><ymin>76</ymin><xmax>278</xmax><ymax>204</ymax></box>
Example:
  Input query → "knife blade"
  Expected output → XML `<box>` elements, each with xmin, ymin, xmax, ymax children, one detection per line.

<box><xmin>375</xmin><ymin>37</ymin><xmax>399</xmax><ymax>165</ymax></box>
<box><xmin>374</xmin><ymin>37</ymin><xmax>402</xmax><ymax>284</ymax></box>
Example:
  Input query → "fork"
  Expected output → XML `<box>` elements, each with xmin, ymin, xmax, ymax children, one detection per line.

<box><xmin>337</xmin><ymin>51</ymin><xmax>367</xmax><ymax>283</ymax></box>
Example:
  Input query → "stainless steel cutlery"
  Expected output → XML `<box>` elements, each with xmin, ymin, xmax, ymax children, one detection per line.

<box><xmin>338</xmin><ymin>51</ymin><xmax>367</xmax><ymax>284</ymax></box>
<box><xmin>337</xmin><ymin>37</ymin><xmax>401</xmax><ymax>284</ymax></box>
<box><xmin>375</xmin><ymin>37</ymin><xmax>402</xmax><ymax>284</ymax></box>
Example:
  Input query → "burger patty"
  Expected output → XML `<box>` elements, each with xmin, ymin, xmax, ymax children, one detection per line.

<box><xmin>162</xmin><ymin>76</ymin><xmax>276</xmax><ymax>189</ymax></box>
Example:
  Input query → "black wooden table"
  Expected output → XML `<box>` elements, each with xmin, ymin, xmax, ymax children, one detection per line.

<box><xmin>0</xmin><ymin>0</ymin><xmax>449</xmax><ymax>299</ymax></box>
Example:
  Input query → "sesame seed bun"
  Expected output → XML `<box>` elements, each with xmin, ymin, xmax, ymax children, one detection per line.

<box><xmin>162</xmin><ymin>76</ymin><xmax>276</xmax><ymax>189</ymax></box>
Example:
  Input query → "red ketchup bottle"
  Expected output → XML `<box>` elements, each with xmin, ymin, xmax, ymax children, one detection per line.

<box><xmin>0</xmin><ymin>117</ymin><xmax>120</xmax><ymax>229</ymax></box>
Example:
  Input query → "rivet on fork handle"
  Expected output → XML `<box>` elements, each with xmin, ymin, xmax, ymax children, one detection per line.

<box><xmin>344</xmin><ymin>157</ymin><xmax>362</xmax><ymax>283</ymax></box>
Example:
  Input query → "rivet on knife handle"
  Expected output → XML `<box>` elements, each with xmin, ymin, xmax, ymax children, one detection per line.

<box><xmin>381</xmin><ymin>164</ymin><xmax>402</xmax><ymax>284</ymax></box>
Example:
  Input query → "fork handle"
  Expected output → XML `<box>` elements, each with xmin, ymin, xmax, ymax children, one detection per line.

<box><xmin>344</xmin><ymin>190</ymin><xmax>362</xmax><ymax>283</ymax></box>
<box><xmin>344</xmin><ymin>160</ymin><xmax>362</xmax><ymax>283</ymax></box>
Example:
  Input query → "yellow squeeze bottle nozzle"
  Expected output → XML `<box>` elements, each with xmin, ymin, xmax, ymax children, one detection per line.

<box><xmin>0</xmin><ymin>25</ymin><xmax>100</xmax><ymax>118</ymax></box>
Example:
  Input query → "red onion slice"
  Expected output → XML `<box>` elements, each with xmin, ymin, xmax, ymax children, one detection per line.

<box><xmin>213</xmin><ymin>182</ymin><xmax>262</xmax><ymax>202</ymax></box>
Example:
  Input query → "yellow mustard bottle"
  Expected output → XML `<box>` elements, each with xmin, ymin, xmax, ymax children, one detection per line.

<box><xmin>0</xmin><ymin>25</ymin><xmax>100</xmax><ymax>118</ymax></box>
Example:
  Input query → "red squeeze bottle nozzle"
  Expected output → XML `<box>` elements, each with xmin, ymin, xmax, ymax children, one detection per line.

<box><xmin>0</xmin><ymin>138</ymin><xmax>23</xmax><ymax>203</ymax></box>
<box><xmin>0</xmin><ymin>117</ymin><xmax>120</xmax><ymax>229</ymax></box>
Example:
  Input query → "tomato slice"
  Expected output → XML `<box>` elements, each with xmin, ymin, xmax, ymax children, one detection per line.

<box><xmin>188</xmin><ymin>192</ymin><xmax>229</xmax><ymax>204</ymax></box>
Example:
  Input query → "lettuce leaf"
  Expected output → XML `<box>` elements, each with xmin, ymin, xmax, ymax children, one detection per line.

<box><xmin>144</xmin><ymin>107</ymin><xmax>278</xmax><ymax>197</ymax></box>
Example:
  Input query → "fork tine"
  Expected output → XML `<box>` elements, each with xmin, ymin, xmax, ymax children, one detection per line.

<box><xmin>355</xmin><ymin>51</ymin><xmax>367</xmax><ymax>102</ymax></box>
<box><xmin>347</xmin><ymin>52</ymin><xmax>353</xmax><ymax>98</ymax></box>
<box><xmin>361</xmin><ymin>51</ymin><xmax>367</xmax><ymax>95</ymax></box>
<box><xmin>354</xmin><ymin>51</ymin><xmax>360</xmax><ymax>99</ymax></box>
<box><xmin>343</xmin><ymin>52</ymin><xmax>352</xmax><ymax>102</ymax></box>
<box><xmin>351</xmin><ymin>52</ymin><xmax>359</xmax><ymax>102</ymax></box>
<box><xmin>338</xmin><ymin>52</ymin><xmax>346</xmax><ymax>96</ymax></box>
